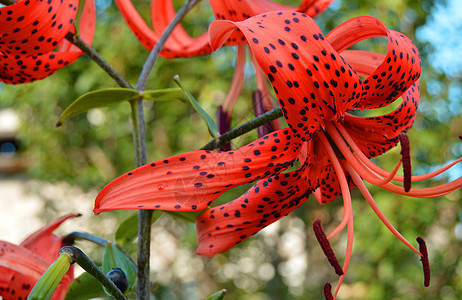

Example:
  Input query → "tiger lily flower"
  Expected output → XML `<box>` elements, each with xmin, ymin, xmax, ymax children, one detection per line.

<box><xmin>94</xmin><ymin>12</ymin><xmax>462</xmax><ymax>296</ymax></box>
<box><xmin>0</xmin><ymin>213</ymin><xmax>80</xmax><ymax>299</ymax></box>
<box><xmin>115</xmin><ymin>0</ymin><xmax>334</xmax><ymax>135</ymax></box>
<box><xmin>0</xmin><ymin>0</ymin><xmax>96</xmax><ymax>84</ymax></box>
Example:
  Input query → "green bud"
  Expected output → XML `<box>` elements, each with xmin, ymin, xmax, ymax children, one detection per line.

<box><xmin>28</xmin><ymin>252</ymin><xmax>72</xmax><ymax>300</ymax></box>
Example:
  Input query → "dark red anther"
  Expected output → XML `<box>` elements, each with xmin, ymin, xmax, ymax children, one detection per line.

<box><xmin>253</xmin><ymin>90</ymin><xmax>275</xmax><ymax>138</ymax></box>
<box><xmin>399</xmin><ymin>132</ymin><xmax>412</xmax><ymax>192</ymax></box>
<box><xmin>217</xmin><ymin>106</ymin><xmax>232</xmax><ymax>151</ymax></box>
<box><xmin>416</xmin><ymin>237</ymin><xmax>430</xmax><ymax>287</ymax></box>
<box><xmin>324</xmin><ymin>282</ymin><xmax>334</xmax><ymax>300</ymax></box>
<box><xmin>313</xmin><ymin>219</ymin><xmax>344</xmax><ymax>276</ymax></box>
<box><xmin>459</xmin><ymin>134</ymin><xmax>462</xmax><ymax>140</ymax></box>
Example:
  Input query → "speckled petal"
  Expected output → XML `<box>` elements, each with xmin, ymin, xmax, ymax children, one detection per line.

<box><xmin>210</xmin><ymin>11</ymin><xmax>361</xmax><ymax>141</ymax></box>
<box><xmin>195</xmin><ymin>168</ymin><xmax>311</xmax><ymax>257</ymax></box>
<box><xmin>0</xmin><ymin>241</ymin><xmax>72</xmax><ymax>299</ymax></box>
<box><xmin>94</xmin><ymin>129</ymin><xmax>301</xmax><ymax>213</ymax></box>
<box><xmin>0</xmin><ymin>0</ymin><xmax>96</xmax><ymax>83</ymax></box>
<box><xmin>327</xmin><ymin>16</ymin><xmax>421</xmax><ymax>110</ymax></box>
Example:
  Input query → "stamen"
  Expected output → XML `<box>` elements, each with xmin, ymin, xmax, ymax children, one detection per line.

<box><xmin>253</xmin><ymin>90</ymin><xmax>275</xmax><ymax>137</ymax></box>
<box><xmin>217</xmin><ymin>106</ymin><xmax>231</xmax><ymax>151</ymax></box>
<box><xmin>324</xmin><ymin>282</ymin><xmax>334</xmax><ymax>300</ymax></box>
<box><xmin>399</xmin><ymin>133</ymin><xmax>412</xmax><ymax>192</ymax></box>
<box><xmin>313</xmin><ymin>220</ymin><xmax>344</xmax><ymax>276</ymax></box>
<box><xmin>417</xmin><ymin>237</ymin><xmax>430</xmax><ymax>287</ymax></box>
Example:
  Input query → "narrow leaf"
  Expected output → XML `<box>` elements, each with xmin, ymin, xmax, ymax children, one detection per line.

<box><xmin>65</xmin><ymin>272</ymin><xmax>105</xmax><ymax>300</ymax></box>
<box><xmin>56</xmin><ymin>88</ymin><xmax>139</xmax><ymax>126</ymax></box>
<box><xmin>206</xmin><ymin>289</ymin><xmax>227</xmax><ymax>300</ymax></box>
<box><xmin>142</xmin><ymin>88</ymin><xmax>186</xmax><ymax>102</ymax></box>
<box><xmin>173</xmin><ymin>75</ymin><xmax>219</xmax><ymax>138</ymax></box>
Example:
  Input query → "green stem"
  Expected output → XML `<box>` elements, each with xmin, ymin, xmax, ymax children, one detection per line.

<box><xmin>60</xmin><ymin>246</ymin><xmax>127</xmax><ymax>300</ymax></box>
<box><xmin>65</xmin><ymin>33</ymin><xmax>133</xmax><ymax>89</ymax></box>
<box><xmin>201</xmin><ymin>107</ymin><xmax>283</xmax><ymax>150</ymax></box>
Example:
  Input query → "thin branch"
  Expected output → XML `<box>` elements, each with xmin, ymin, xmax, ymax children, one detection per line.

<box><xmin>65</xmin><ymin>32</ymin><xmax>133</xmax><ymax>89</ymax></box>
<box><xmin>201</xmin><ymin>106</ymin><xmax>283</xmax><ymax>150</ymax></box>
<box><xmin>135</xmin><ymin>0</ymin><xmax>202</xmax><ymax>92</ymax></box>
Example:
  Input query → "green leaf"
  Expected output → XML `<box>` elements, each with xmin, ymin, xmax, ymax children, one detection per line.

<box><xmin>165</xmin><ymin>210</ymin><xmax>202</xmax><ymax>223</ymax></box>
<box><xmin>56</xmin><ymin>88</ymin><xmax>139</xmax><ymax>126</ymax></box>
<box><xmin>205</xmin><ymin>289</ymin><xmax>227</xmax><ymax>300</ymax></box>
<box><xmin>102</xmin><ymin>243</ymin><xmax>137</xmax><ymax>295</ymax></box>
<box><xmin>142</xmin><ymin>88</ymin><xmax>186</xmax><ymax>102</ymax></box>
<box><xmin>115</xmin><ymin>211</ymin><xmax>163</xmax><ymax>247</ymax></box>
<box><xmin>64</xmin><ymin>272</ymin><xmax>105</xmax><ymax>300</ymax></box>
<box><xmin>173</xmin><ymin>75</ymin><xmax>219</xmax><ymax>138</ymax></box>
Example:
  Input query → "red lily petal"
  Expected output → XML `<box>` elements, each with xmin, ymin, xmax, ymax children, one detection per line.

<box><xmin>19</xmin><ymin>213</ymin><xmax>81</xmax><ymax>264</ymax></box>
<box><xmin>94</xmin><ymin>129</ymin><xmax>301</xmax><ymax>213</ymax></box>
<box><xmin>195</xmin><ymin>168</ymin><xmax>311</xmax><ymax>257</ymax></box>
<box><xmin>210</xmin><ymin>12</ymin><xmax>361</xmax><ymax>141</ymax></box>
<box><xmin>327</xmin><ymin>16</ymin><xmax>421</xmax><ymax>110</ymax></box>
<box><xmin>0</xmin><ymin>0</ymin><xmax>78</xmax><ymax>56</ymax></box>
<box><xmin>0</xmin><ymin>241</ymin><xmax>72</xmax><ymax>299</ymax></box>
<box><xmin>114</xmin><ymin>0</ymin><xmax>211</xmax><ymax>58</ymax></box>
<box><xmin>0</xmin><ymin>0</ymin><xmax>96</xmax><ymax>84</ymax></box>
<box><xmin>344</xmin><ymin>81</ymin><xmax>420</xmax><ymax>158</ymax></box>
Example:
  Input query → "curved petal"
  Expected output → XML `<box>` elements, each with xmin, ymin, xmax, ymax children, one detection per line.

<box><xmin>114</xmin><ymin>0</ymin><xmax>211</xmax><ymax>58</ymax></box>
<box><xmin>0</xmin><ymin>241</ymin><xmax>72</xmax><ymax>299</ymax></box>
<box><xmin>210</xmin><ymin>11</ymin><xmax>361</xmax><ymax>141</ymax></box>
<box><xmin>327</xmin><ymin>16</ymin><xmax>421</xmax><ymax>110</ymax></box>
<box><xmin>0</xmin><ymin>0</ymin><xmax>78</xmax><ymax>56</ymax></box>
<box><xmin>344</xmin><ymin>81</ymin><xmax>420</xmax><ymax>158</ymax></box>
<box><xmin>195</xmin><ymin>167</ymin><xmax>311</xmax><ymax>257</ymax></box>
<box><xmin>20</xmin><ymin>213</ymin><xmax>81</xmax><ymax>264</ymax></box>
<box><xmin>0</xmin><ymin>0</ymin><xmax>96</xmax><ymax>84</ymax></box>
<box><xmin>95</xmin><ymin>129</ymin><xmax>302</xmax><ymax>213</ymax></box>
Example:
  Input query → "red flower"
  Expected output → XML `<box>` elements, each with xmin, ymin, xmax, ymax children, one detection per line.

<box><xmin>0</xmin><ymin>213</ymin><xmax>79</xmax><ymax>299</ymax></box>
<box><xmin>94</xmin><ymin>11</ymin><xmax>461</xmax><ymax>295</ymax></box>
<box><xmin>114</xmin><ymin>0</ymin><xmax>334</xmax><ymax>58</ymax></box>
<box><xmin>0</xmin><ymin>0</ymin><xmax>96</xmax><ymax>84</ymax></box>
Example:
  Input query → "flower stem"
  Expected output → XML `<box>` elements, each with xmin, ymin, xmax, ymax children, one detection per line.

<box><xmin>201</xmin><ymin>106</ymin><xmax>283</xmax><ymax>150</ymax></box>
<box><xmin>132</xmin><ymin>1</ymin><xmax>201</xmax><ymax>298</ymax></box>
<box><xmin>60</xmin><ymin>246</ymin><xmax>127</xmax><ymax>300</ymax></box>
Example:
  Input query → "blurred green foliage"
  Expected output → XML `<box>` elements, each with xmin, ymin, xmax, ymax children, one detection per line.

<box><xmin>0</xmin><ymin>0</ymin><xmax>461</xmax><ymax>299</ymax></box>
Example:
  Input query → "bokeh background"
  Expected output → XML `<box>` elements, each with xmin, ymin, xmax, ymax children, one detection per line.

<box><xmin>0</xmin><ymin>0</ymin><xmax>461</xmax><ymax>299</ymax></box>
